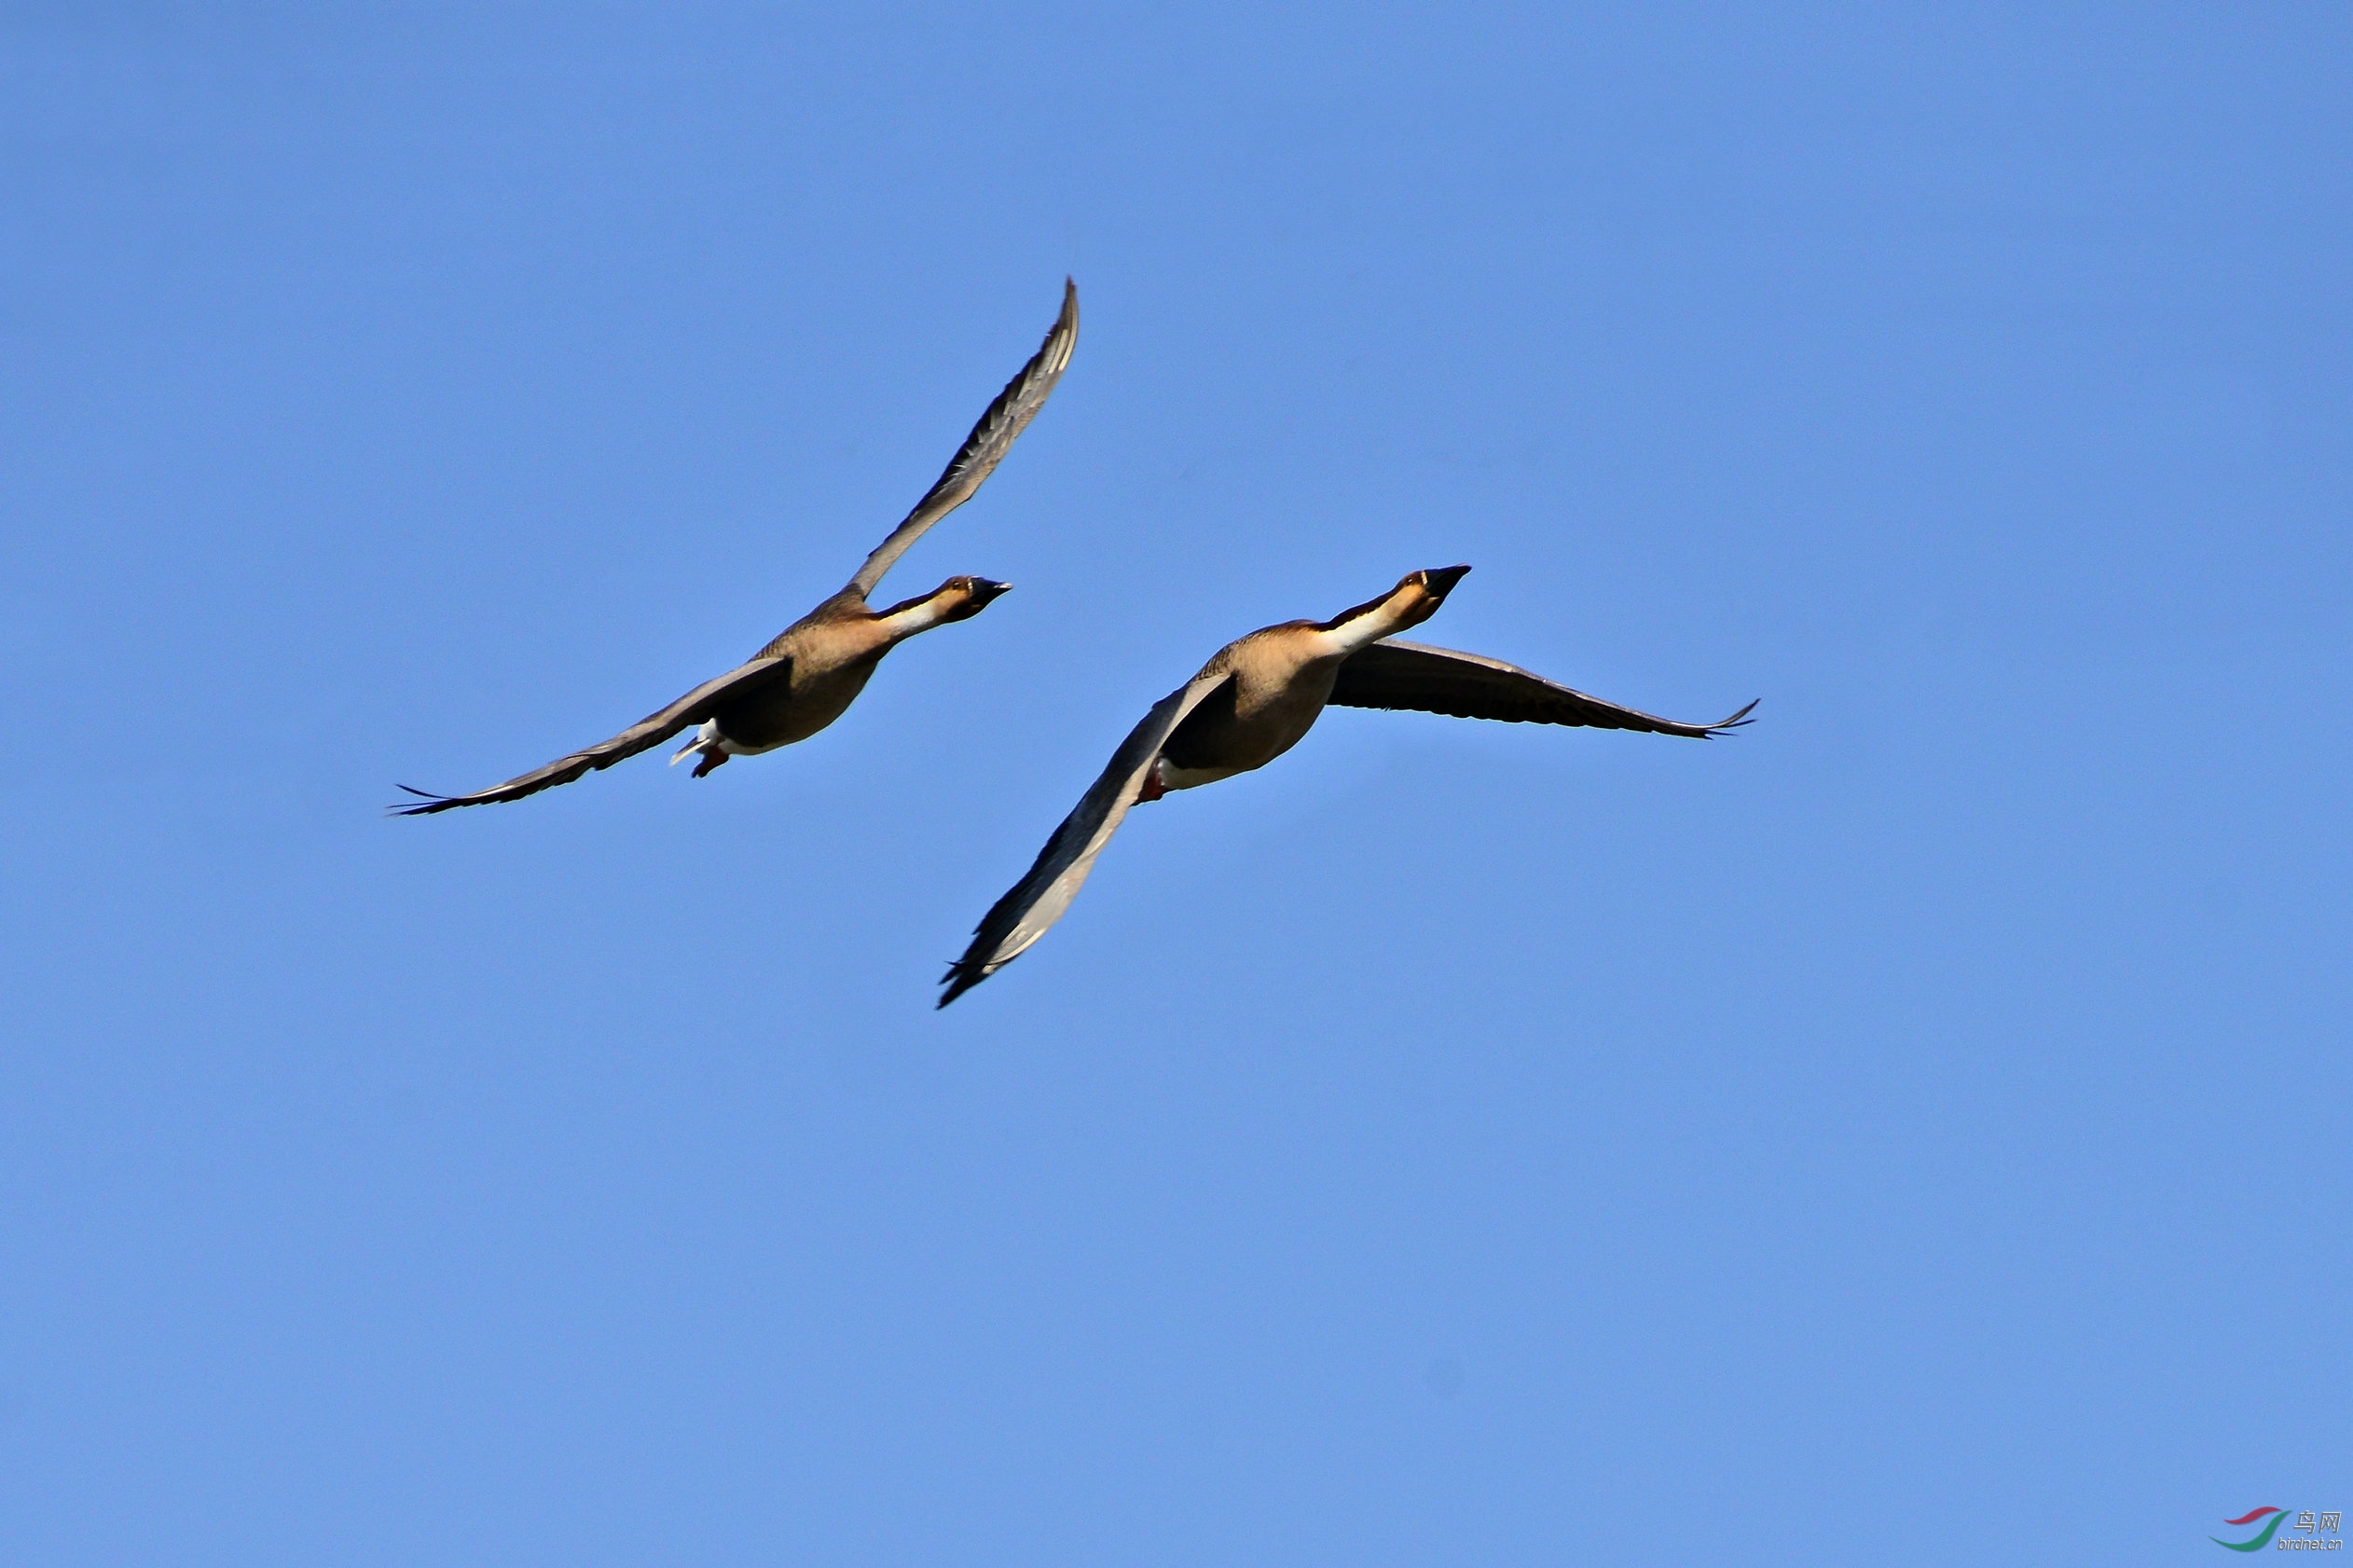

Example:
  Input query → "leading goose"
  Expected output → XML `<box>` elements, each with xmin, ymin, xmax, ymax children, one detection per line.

<box><xmin>393</xmin><ymin>281</ymin><xmax>1079</xmax><ymax>815</ymax></box>
<box><xmin>938</xmin><ymin>565</ymin><xmax>1754</xmax><ymax>1006</ymax></box>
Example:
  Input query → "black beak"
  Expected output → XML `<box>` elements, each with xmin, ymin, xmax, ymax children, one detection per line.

<box><xmin>973</xmin><ymin>580</ymin><xmax>1014</xmax><ymax>605</ymax></box>
<box><xmin>1418</xmin><ymin>564</ymin><xmax>1472</xmax><ymax>597</ymax></box>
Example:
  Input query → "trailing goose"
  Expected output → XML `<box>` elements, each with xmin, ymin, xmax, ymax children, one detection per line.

<box><xmin>938</xmin><ymin>565</ymin><xmax>1754</xmax><ymax>1005</ymax></box>
<box><xmin>393</xmin><ymin>280</ymin><xmax>1079</xmax><ymax>815</ymax></box>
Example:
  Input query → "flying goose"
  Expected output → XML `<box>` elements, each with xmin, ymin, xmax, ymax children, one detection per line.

<box><xmin>393</xmin><ymin>280</ymin><xmax>1080</xmax><ymax>815</ymax></box>
<box><xmin>938</xmin><ymin>565</ymin><xmax>1754</xmax><ymax>1005</ymax></box>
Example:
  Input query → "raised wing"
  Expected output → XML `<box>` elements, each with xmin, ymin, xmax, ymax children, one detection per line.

<box><xmin>846</xmin><ymin>279</ymin><xmax>1080</xmax><ymax>598</ymax></box>
<box><xmin>1328</xmin><ymin>640</ymin><xmax>1755</xmax><ymax>736</ymax></box>
<box><xmin>391</xmin><ymin>655</ymin><xmax>794</xmax><ymax>815</ymax></box>
<box><xmin>939</xmin><ymin>669</ymin><xmax>1233</xmax><ymax>1007</ymax></box>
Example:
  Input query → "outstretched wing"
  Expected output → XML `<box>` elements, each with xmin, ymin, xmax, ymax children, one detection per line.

<box><xmin>1328</xmin><ymin>640</ymin><xmax>1756</xmax><ymax>736</ymax></box>
<box><xmin>391</xmin><ymin>656</ymin><xmax>794</xmax><ymax>815</ymax></box>
<box><xmin>939</xmin><ymin>669</ymin><xmax>1233</xmax><ymax>1007</ymax></box>
<box><xmin>846</xmin><ymin>279</ymin><xmax>1080</xmax><ymax>598</ymax></box>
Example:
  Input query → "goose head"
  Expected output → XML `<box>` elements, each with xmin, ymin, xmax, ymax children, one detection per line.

<box><xmin>1320</xmin><ymin>564</ymin><xmax>1471</xmax><ymax>648</ymax></box>
<box><xmin>930</xmin><ymin>575</ymin><xmax>1014</xmax><ymax>622</ymax></box>
<box><xmin>1397</xmin><ymin>564</ymin><xmax>1471</xmax><ymax>622</ymax></box>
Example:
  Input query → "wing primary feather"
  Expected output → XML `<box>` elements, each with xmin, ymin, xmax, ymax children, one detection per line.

<box><xmin>1711</xmin><ymin>700</ymin><xmax>1760</xmax><ymax>731</ymax></box>
<box><xmin>847</xmin><ymin>280</ymin><xmax>1080</xmax><ymax>598</ymax></box>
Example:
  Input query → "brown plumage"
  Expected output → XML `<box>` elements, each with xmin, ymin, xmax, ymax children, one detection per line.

<box><xmin>393</xmin><ymin>281</ymin><xmax>1077</xmax><ymax>815</ymax></box>
<box><xmin>938</xmin><ymin>565</ymin><xmax>1754</xmax><ymax>1005</ymax></box>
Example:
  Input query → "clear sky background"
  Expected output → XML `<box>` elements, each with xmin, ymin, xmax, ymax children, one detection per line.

<box><xmin>2</xmin><ymin>5</ymin><xmax>2346</xmax><ymax>1564</ymax></box>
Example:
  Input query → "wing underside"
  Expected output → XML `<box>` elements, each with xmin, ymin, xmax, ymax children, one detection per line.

<box><xmin>847</xmin><ymin>279</ymin><xmax>1080</xmax><ymax>598</ymax></box>
<box><xmin>939</xmin><ymin>669</ymin><xmax>1233</xmax><ymax>1006</ymax></box>
<box><xmin>1328</xmin><ymin>639</ymin><xmax>1755</xmax><ymax>736</ymax></box>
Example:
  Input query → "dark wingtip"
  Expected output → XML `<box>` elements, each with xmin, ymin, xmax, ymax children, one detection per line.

<box><xmin>387</xmin><ymin>784</ymin><xmax>455</xmax><ymax>817</ymax></box>
<box><xmin>938</xmin><ymin>957</ymin><xmax>1000</xmax><ymax>1009</ymax></box>
<box><xmin>1708</xmin><ymin>699</ymin><xmax>1761</xmax><ymax>735</ymax></box>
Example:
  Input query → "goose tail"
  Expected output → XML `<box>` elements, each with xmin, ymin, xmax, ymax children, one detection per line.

<box><xmin>671</xmin><ymin>719</ymin><xmax>723</xmax><ymax>768</ymax></box>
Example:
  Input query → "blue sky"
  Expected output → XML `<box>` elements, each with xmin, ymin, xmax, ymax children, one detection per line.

<box><xmin>2</xmin><ymin>4</ymin><xmax>2346</xmax><ymax>1563</ymax></box>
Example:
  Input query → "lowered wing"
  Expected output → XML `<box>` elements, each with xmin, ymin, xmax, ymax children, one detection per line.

<box><xmin>939</xmin><ymin>668</ymin><xmax>1233</xmax><ymax>1007</ymax></box>
<box><xmin>846</xmin><ymin>279</ymin><xmax>1080</xmax><ymax>598</ymax></box>
<box><xmin>392</xmin><ymin>655</ymin><xmax>794</xmax><ymax>815</ymax></box>
<box><xmin>1328</xmin><ymin>640</ymin><xmax>1755</xmax><ymax>736</ymax></box>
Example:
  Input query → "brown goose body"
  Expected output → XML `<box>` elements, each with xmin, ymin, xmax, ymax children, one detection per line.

<box><xmin>1152</xmin><ymin>624</ymin><xmax>1351</xmax><ymax>789</ymax></box>
<box><xmin>709</xmin><ymin>598</ymin><xmax>894</xmax><ymax>753</ymax></box>
<box><xmin>393</xmin><ymin>282</ymin><xmax>1077</xmax><ymax>814</ymax></box>
<box><xmin>939</xmin><ymin>565</ymin><xmax>1756</xmax><ymax>1005</ymax></box>
<box><xmin>1144</xmin><ymin>569</ymin><xmax>1477</xmax><ymax>794</ymax></box>
<box><xmin>681</xmin><ymin>580</ymin><xmax>1009</xmax><ymax>763</ymax></box>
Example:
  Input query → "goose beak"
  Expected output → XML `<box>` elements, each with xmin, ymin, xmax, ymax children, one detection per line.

<box><xmin>972</xmin><ymin>580</ymin><xmax>1013</xmax><ymax>606</ymax></box>
<box><xmin>1417</xmin><ymin>564</ymin><xmax>1472</xmax><ymax>598</ymax></box>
